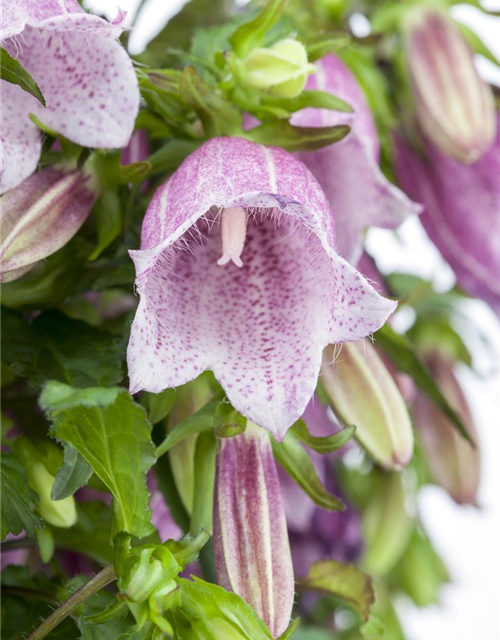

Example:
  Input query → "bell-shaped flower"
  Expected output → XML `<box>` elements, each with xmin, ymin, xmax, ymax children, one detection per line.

<box><xmin>127</xmin><ymin>136</ymin><xmax>396</xmax><ymax>440</ymax></box>
<box><xmin>414</xmin><ymin>353</ymin><xmax>480</xmax><ymax>505</ymax></box>
<box><xmin>404</xmin><ymin>8</ymin><xmax>496</xmax><ymax>164</ymax></box>
<box><xmin>291</xmin><ymin>54</ymin><xmax>420</xmax><ymax>265</ymax></box>
<box><xmin>213</xmin><ymin>424</ymin><xmax>294</xmax><ymax>638</ymax></box>
<box><xmin>0</xmin><ymin>0</ymin><xmax>139</xmax><ymax>194</ymax></box>
<box><xmin>320</xmin><ymin>340</ymin><xmax>414</xmax><ymax>470</ymax></box>
<box><xmin>0</xmin><ymin>166</ymin><xmax>97</xmax><ymax>282</ymax></box>
<box><xmin>395</xmin><ymin>122</ymin><xmax>500</xmax><ymax>313</ymax></box>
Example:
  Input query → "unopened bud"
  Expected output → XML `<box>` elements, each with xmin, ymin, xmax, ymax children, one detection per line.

<box><xmin>213</xmin><ymin>423</ymin><xmax>294</xmax><ymax>638</ymax></box>
<box><xmin>0</xmin><ymin>167</ymin><xmax>97</xmax><ymax>282</ymax></box>
<box><xmin>321</xmin><ymin>340</ymin><xmax>414</xmax><ymax>470</ymax></box>
<box><xmin>118</xmin><ymin>545</ymin><xmax>180</xmax><ymax>604</ymax></box>
<box><xmin>405</xmin><ymin>8</ymin><xmax>496</xmax><ymax>163</ymax></box>
<box><xmin>414</xmin><ymin>354</ymin><xmax>480</xmax><ymax>505</ymax></box>
<box><xmin>239</xmin><ymin>39</ymin><xmax>316</xmax><ymax>98</ymax></box>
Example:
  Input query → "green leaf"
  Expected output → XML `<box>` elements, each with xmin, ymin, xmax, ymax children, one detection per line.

<box><xmin>148</xmin><ymin>138</ymin><xmax>203</xmax><ymax>176</ymax></box>
<box><xmin>1</xmin><ymin>452</ymin><xmax>43</xmax><ymax>540</ymax></box>
<box><xmin>262</xmin><ymin>89</ymin><xmax>353</xmax><ymax>114</ymax></box>
<box><xmin>455</xmin><ymin>20</ymin><xmax>500</xmax><ymax>68</ymax></box>
<box><xmin>229</xmin><ymin>0</ymin><xmax>288</xmax><ymax>57</ymax></box>
<box><xmin>0</xmin><ymin>47</ymin><xmax>45</xmax><ymax>106</ymax></box>
<box><xmin>40</xmin><ymin>382</ymin><xmax>156</xmax><ymax>539</ymax></box>
<box><xmin>244</xmin><ymin>121</ymin><xmax>350</xmax><ymax>152</ymax></box>
<box><xmin>277</xmin><ymin>618</ymin><xmax>301</xmax><ymax>640</ymax></box>
<box><xmin>298</xmin><ymin>559</ymin><xmax>375</xmax><ymax>621</ymax></box>
<box><xmin>180</xmin><ymin>66</ymin><xmax>242</xmax><ymax>136</ymax></box>
<box><xmin>306</xmin><ymin>34</ymin><xmax>351</xmax><ymax>61</ymax></box>
<box><xmin>374</xmin><ymin>324</ymin><xmax>472</xmax><ymax>443</ymax></box>
<box><xmin>51</xmin><ymin>444</ymin><xmax>93</xmax><ymax>501</ymax></box>
<box><xmin>271</xmin><ymin>432</ymin><xmax>344</xmax><ymax>511</ymax></box>
<box><xmin>1</xmin><ymin>310</ymin><xmax>125</xmax><ymax>390</ymax></box>
<box><xmin>141</xmin><ymin>389</ymin><xmax>177</xmax><ymax>424</ymax></box>
<box><xmin>213</xmin><ymin>400</ymin><xmax>247</xmax><ymax>437</ymax></box>
<box><xmin>291</xmin><ymin>419</ymin><xmax>355</xmax><ymax>453</ymax></box>
<box><xmin>164</xmin><ymin>530</ymin><xmax>210</xmax><ymax>568</ymax></box>
<box><xmin>90</xmin><ymin>150</ymin><xmax>151</xmax><ymax>189</ymax></box>
<box><xmin>80</xmin><ymin>589</ymin><xmax>131</xmax><ymax>639</ymax></box>
<box><xmin>156</xmin><ymin>396</ymin><xmax>221</xmax><ymax>457</ymax></box>
<box><xmin>88</xmin><ymin>190</ymin><xmax>124</xmax><ymax>262</ymax></box>
<box><xmin>190</xmin><ymin>432</ymin><xmax>216</xmax><ymax>533</ymax></box>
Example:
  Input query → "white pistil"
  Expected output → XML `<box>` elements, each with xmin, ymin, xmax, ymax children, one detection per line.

<box><xmin>217</xmin><ymin>207</ymin><xmax>247</xmax><ymax>268</ymax></box>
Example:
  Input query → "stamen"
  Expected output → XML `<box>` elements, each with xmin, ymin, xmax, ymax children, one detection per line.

<box><xmin>217</xmin><ymin>207</ymin><xmax>247</xmax><ymax>268</ymax></box>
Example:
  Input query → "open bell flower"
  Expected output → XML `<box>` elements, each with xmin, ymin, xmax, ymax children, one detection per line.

<box><xmin>0</xmin><ymin>0</ymin><xmax>139</xmax><ymax>194</ymax></box>
<box><xmin>291</xmin><ymin>54</ymin><xmax>421</xmax><ymax>265</ymax></box>
<box><xmin>395</xmin><ymin>121</ymin><xmax>500</xmax><ymax>313</ymax></box>
<box><xmin>213</xmin><ymin>424</ymin><xmax>294</xmax><ymax>638</ymax></box>
<box><xmin>414</xmin><ymin>353</ymin><xmax>480</xmax><ymax>505</ymax></box>
<box><xmin>404</xmin><ymin>8</ymin><xmax>496</xmax><ymax>164</ymax></box>
<box><xmin>0</xmin><ymin>166</ymin><xmax>97</xmax><ymax>282</ymax></box>
<box><xmin>127</xmin><ymin>136</ymin><xmax>397</xmax><ymax>440</ymax></box>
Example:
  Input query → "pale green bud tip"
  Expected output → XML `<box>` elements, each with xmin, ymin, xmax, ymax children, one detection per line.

<box><xmin>239</xmin><ymin>38</ymin><xmax>316</xmax><ymax>99</ymax></box>
<box><xmin>29</xmin><ymin>462</ymin><xmax>77</xmax><ymax>528</ymax></box>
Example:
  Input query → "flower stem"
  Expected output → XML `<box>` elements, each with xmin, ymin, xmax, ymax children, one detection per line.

<box><xmin>26</xmin><ymin>563</ymin><xmax>116</xmax><ymax>640</ymax></box>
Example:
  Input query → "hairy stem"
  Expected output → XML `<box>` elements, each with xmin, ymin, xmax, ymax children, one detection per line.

<box><xmin>26</xmin><ymin>563</ymin><xmax>116</xmax><ymax>640</ymax></box>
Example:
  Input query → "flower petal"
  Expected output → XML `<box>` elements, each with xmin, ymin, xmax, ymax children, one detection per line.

<box><xmin>0</xmin><ymin>81</ymin><xmax>42</xmax><ymax>194</ymax></box>
<box><xmin>0</xmin><ymin>0</ymin><xmax>82</xmax><ymax>39</ymax></box>
<box><xmin>292</xmin><ymin>55</ymin><xmax>421</xmax><ymax>265</ymax></box>
<box><xmin>395</xmin><ymin>124</ymin><xmax>500</xmax><ymax>312</ymax></box>
<box><xmin>128</xmin><ymin>137</ymin><xmax>396</xmax><ymax>440</ymax></box>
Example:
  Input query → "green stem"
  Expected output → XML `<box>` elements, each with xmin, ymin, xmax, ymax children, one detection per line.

<box><xmin>26</xmin><ymin>563</ymin><xmax>116</xmax><ymax>640</ymax></box>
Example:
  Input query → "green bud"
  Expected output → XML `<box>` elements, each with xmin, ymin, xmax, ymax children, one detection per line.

<box><xmin>118</xmin><ymin>545</ymin><xmax>180</xmax><ymax>604</ymax></box>
<box><xmin>239</xmin><ymin>39</ymin><xmax>316</xmax><ymax>98</ymax></box>
<box><xmin>12</xmin><ymin>438</ymin><xmax>77</xmax><ymax>528</ymax></box>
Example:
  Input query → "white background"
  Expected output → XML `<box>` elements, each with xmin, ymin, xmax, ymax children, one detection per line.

<box><xmin>84</xmin><ymin>1</ymin><xmax>500</xmax><ymax>637</ymax></box>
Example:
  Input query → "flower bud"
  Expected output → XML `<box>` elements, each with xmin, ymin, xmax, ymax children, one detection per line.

<box><xmin>12</xmin><ymin>438</ymin><xmax>77</xmax><ymax>529</ymax></box>
<box><xmin>404</xmin><ymin>8</ymin><xmax>496</xmax><ymax>163</ymax></box>
<box><xmin>239</xmin><ymin>39</ymin><xmax>316</xmax><ymax>98</ymax></box>
<box><xmin>414</xmin><ymin>354</ymin><xmax>480</xmax><ymax>505</ymax></box>
<box><xmin>118</xmin><ymin>545</ymin><xmax>180</xmax><ymax>604</ymax></box>
<box><xmin>0</xmin><ymin>167</ymin><xmax>97</xmax><ymax>282</ymax></box>
<box><xmin>321</xmin><ymin>340</ymin><xmax>414</xmax><ymax>470</ymax></box>
<box><xmin>213</xmin><ymin>423</ymin><xmax>294</xmax><ymax>638</ymax></box>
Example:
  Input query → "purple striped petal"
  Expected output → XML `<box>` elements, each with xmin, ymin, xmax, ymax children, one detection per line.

<box><xmin>0</xmin><ymin>3</ymin><xmax>137</xmax><ymax>193</ymax></box>
<box><xmin>292</xmin><ymin>55</ymin><xmax>420</xmax><ymax>265</ymax></box>
<box><xmin>127</xmin><ymin>136</ymin><xmax>396</xmax><ymax>440</ymax></box>
<box><xmin>213</xmin><ymin>425</ymin><xmax>294</xmax><ymax>638</ymax></box>
<box><xmin>0</xmin><ymin>167</ymin><xmax>96</xmax><ymax>282</ymax></box>
<box><xmin>395</xmin><ymin>122</ymin><xmax>500</xmax><ymax>313</ymax></box>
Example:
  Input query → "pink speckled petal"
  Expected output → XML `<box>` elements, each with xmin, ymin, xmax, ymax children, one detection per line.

<box><xmin>292</xmin><ymin>55</ymin><xmax>420</xmax><ymax>265</ymax></box>
<box><xmin>395</xmin><ymin>123</ymin><xmax>500</xmax><ymax>312</ymax></box>
<box><xmin>2</xmin><ymin>21</ymin><xmax>137</xmax><ymax>151</ymax></box>
<box><xmin>0</xmin><ymin>80</ymin><xmax>42</xmax><ymax>193</ymax></box>
<box><xmin>127</xmin><ymin>137</ymin><xmax>395</xmax><ymax>440</ymax></box>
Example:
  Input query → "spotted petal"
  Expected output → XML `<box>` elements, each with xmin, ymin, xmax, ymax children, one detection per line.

<box><xmin>292</xmin><ymin>55</ymin><xmax>421</xmax><ymax>265</ymax></box>
<box><xmin>127</xmin><ymin>136</ymin><xmax>396</xmax><ymax>440</ymax></box>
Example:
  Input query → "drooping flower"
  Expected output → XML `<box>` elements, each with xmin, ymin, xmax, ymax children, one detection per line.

<box><xmin>127</xmin><ymin>136</ymin><xmax>396</xmax><ymax>440</ymax></box>
<box><xmin>0</xmin><ymin>0</ymin><xmax>139</xmax><ymax>194</ymax></box>
<box><xmin>414</xmin><ymin>353</ymin><xmax>480</xmax><ymax>506</ymax></box>
<box><xmin>213</xmin><ymin>425</ymin><xmax>294</xmax><ymax>638</ymax></box>
<box><xmin>291</xmin><ymin>54</ymin><xmax>420</xmax><ymax>265</ymax></box>
<box><xmin>404</xmin><ymin>7</ymin><xmax>496</xmax><ymax>164</ymax></box>
<box><xmin>0</xmin><ymin>166</ymin><xmax>97</xmax><ymax>282</ymax></box>
<box><xmin>395</xmin><ymin>122</ymin><xmax>500</xmax><ymax>313</ymax></box>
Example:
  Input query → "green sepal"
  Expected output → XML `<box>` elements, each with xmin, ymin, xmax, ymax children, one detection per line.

<box><xmin>244</xmin><ymin>121</ymin><xmax>350</xmax><ymax>152</ymax></box>
<box><xmin>141</xmin><ymin>389</ymin><xmax>177</xmax><ymax>425</ymax></box>
<box><xmin>291</xmin><ymin>419</ymin><xmax>356</xmax><ymax>454</ymax></box>
<box><xmin>277</xmin><ymin>617</ymin><xmax>301</xmax><ymax>640</ymax></box>
<box><xmin>214</xmin><ymin>400</ymin><xmax>247</xmax><ymax>438</ymax></box>
<box><xmin>1</xmin><ymin>47</ymin><xmax>46</xmax><ymax>105</ymax></box>
<box><xmin>83</xmin><ymin>598</ymin><xmax>130</xmax><ymax>624</ymax></box>
<box><xmin>229</xmin><ymin>0</ymin><xmax>288</xmax><ymax>58</ymax></box>
<box><xmin>36</xmin><ymin>526</ymin><xmax>55</xmax><ymax>564</ymax></box>
<box><xmin>271</xmin><ymin>432</ymin><xmax>344</xmax><ymax>511</ymax></box>
<box><xmin>306</xmin><ymin>34</ymin><xmax>351</xmax><ymax>61</ymax></box>
<box><xmin>164</xmin><ymin>530</ymin><xmax>210</xmax><ymax>567</ymax></box>
<box><xmin>190</xmin><ymin>432</ymin><xmax>216</xmax><ymax>534</ymax></box>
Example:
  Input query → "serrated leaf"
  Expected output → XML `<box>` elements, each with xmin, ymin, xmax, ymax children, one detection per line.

<box><xmin>1</xmin><ymin>452</ymin><xmax>43</xmax><ymax>540</ymax></box>
<box><xmin>271</xmin><ymin>432</ymin><xmax>344</xmax><ymax>511</ymax></box>
<box><xmin>244</xmin><ymin>121</ymin><xmax>350</xmax><ymax>152</ymax></box>
<box><xmin>1</xmin><ymin>47</ymin><xmax>45</xmax><ymax>105</ymax></box>
<box><xmin>298</xmin><ymin>559</ymin><xmax>375</xmax><ymax>621</ymax></box>
<box><xmin>229</xmin><ymin>0</ymin><xmax>288</xmax><ymax>58</ymax></box>
<box><xmin>291</xmin><ymin>419</ymin><xmax>355</xmax><ymax>453</ymax></box>
<box><xmin>40</xmin><ymin>382</ymin><xmax>156</xmax><ymax>538</ymax></box>
<box><xmin>374</xmin><ymin>324</ymin><xmax>471</xmax><ymax>443</ymax></box>
<box><xmin>0</xmin><ymin>310</ymin><xmax>125</xmax><ymax>390</ymax></box>
<box><xmin>51</xmin><ymin>443</ymin><xmax>93</xmax><ymax>501</ymax></box>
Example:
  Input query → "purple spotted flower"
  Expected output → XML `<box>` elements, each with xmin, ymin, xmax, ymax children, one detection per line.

<box><xmin>213</xmin><ymin>425</ymin><xmax>294</xmax><ymax>638</ymax></box>
<box><xmin>395</xmin><ymin>120</ymin><xmax>500</xmax><ymax>313</ymax></box>
<box><xmin>127</xmin><ymin>136</ymin><xmax>396</xmax><ymax>440</ymax></box>
<box><xmin>0</xmin><ymin>0</ymin><xmax>139</xmax><ymax>194</ymax></box>
<box><xmin>292</xmin><ymin>54</ymin><xmax>421</xmax><ymax>265</ymax></box>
